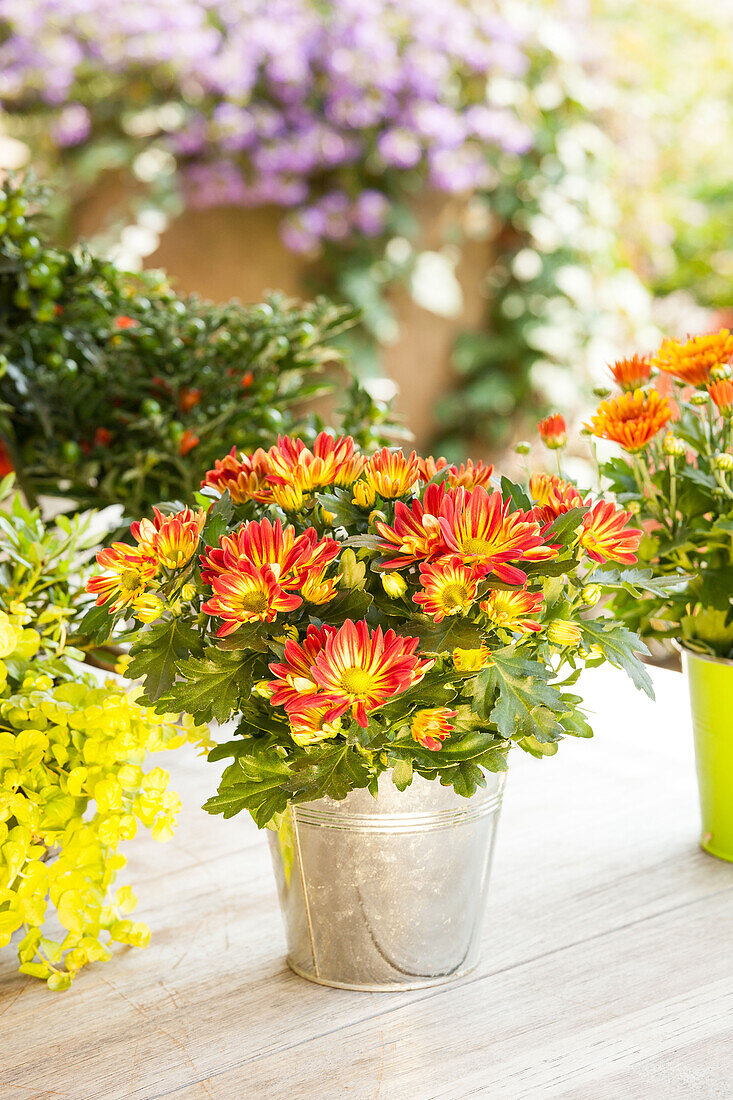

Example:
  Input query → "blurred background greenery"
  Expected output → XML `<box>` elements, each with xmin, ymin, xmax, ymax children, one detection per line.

<box><xmin>0</xmin><ymin>0</ymin><xmax>729</xmax><ymax>460</ymax></box>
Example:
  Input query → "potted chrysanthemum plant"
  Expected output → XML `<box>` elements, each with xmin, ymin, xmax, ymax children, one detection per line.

<box><xmin>85</xmin><ymin>432</ymin><xmax>653</xmax><ymax>989</ymax></box>
<box><xmin>544</xmin><ymin>329</ymin><xmax>733</xmax><ymax>862</ymax></box>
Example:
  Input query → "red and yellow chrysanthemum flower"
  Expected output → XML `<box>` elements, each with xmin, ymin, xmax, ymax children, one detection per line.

<box><xmin>537</xmin><ymin>414</ymin><xmax>567</xmax><ymax>450</ymax></box>
<box><xmin>200</xmin><ymin>518</ymin><xmax>338</xmax><ymax>589</ymax></box>
<box><xmin>528</xmin><ymin>473</ymin><xmax>586</xmax><ymax>525</ymax></box>
<box><xmin>579</xmin><ymin>501</ymin><xmax>642</xmax><ymax>565</ymax></box>
<box><xmin>265</xmin><ymin>432</ymin><xmax>366</xmax><ymax>510</ymax></box>
<box><xmin>480</xmin><ymin>589</ymin><xmax>544</xmax><ymax>634</ymax></box>
<box><xmin>452</xmin><ymin>646</ymin><xmax>491</xmax><ymax>671</ymax></box>
<box><xmin>708</xmin><ymin>379</ymin><xmax>733</xmax><ymax>418</ymax></box>
<box><xmin>86</xmin><ymin>544</ymin><xmax>157</xmax><ymax>614</ymax></box>
<box><xmin>376</xmin><ymin>483</ymin><xmax>449</xmax><ymax>568</ymax></box>
<box><xmin>286</xmin><ymin>699</ymin><xmax>345</xmax><ymax>746</ymax></box>
<box><xmin>201</xmin><ymin>447</ymin><xmax>272</xmax><ymax>505</ymax></box>
<box><xmin>438</xmin><ymin>486</ymin><xmax>555</xmax><ymax>586</ymax></box>
<box><xmin>418</xmin><ymin>456</ymin><xmax>495</xmax><ymax>491</ymax></box>
<box><xmin>268</xmin><ymin>624</ymin><xmax>335</xmax><ymax>712</ymax></box>
<box><xmin>652</xmin><ymin>329</ymin><xmax>733</xmax><ymax>388</ymax></box>
<box><xmin>357</xmin><ymin>448</ymin><xmax>420</xmax><ymax>500</ymax></box>
<box><xmin>411</xmin><ymin>708</ymin><xmax>456</xmax><ymax>751</ymax></box>
<box><xmin>270</xmin><ymin>619</ymin><xmax>432</xmax><ymax>728</ymax></box>
<box><xmin>202</xmin><ymin>562</ymin><xmax>302</xmax><ymax>635</ymax></box>
<box><xmin>413</xmin><ymin>558</ymin><xmax>479</xmax><ymax>622</ymax></box>
<box><xmin>131</xmin><ymin>506</ymin><xmax>205</xmax><ymax>569</ymax></box>
<box><xmin>586</xmin><ymin>389</ymin><xmax>672</xmax><ymax>452</ymax></box>
<box><xmin>609</xmin><ymin>354</ymin><xmax>652</xmax><ymax>392</ymax></box>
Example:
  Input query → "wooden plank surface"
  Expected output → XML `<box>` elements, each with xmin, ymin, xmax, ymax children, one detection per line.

<box><xmin>1</xmin><ymin>665</ymin><xmax>731</xmax><ymax>1100</ymax></box>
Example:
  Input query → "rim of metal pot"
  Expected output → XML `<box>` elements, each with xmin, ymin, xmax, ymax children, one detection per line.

<box><xmin>673</xmin><ymin>639</ymin><xmax>733</xmax><ymax>668</ymax></box>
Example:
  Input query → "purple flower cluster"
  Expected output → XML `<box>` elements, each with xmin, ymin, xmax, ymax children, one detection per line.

<box><xmin>0</xmin><ymin>0</ymin><xmax>534</xmax><ymax>253</ymax></box>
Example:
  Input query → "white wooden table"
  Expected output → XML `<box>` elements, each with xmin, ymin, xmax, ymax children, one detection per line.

<box><xmin>2</xmin><ymin>665</ymin><xmax>732</xmax><ymax>1099</ymax></box>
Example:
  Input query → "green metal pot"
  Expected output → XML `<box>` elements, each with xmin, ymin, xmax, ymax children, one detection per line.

<box><xmin>681</xmin><ymin>646</ymin><xmax>733</xmax><ymax>862</ymax></box>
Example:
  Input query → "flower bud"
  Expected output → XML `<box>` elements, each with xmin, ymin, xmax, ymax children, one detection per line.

<box><xmin>690</xmin><ymin>393</ymin><xmax>708</xmax><ymax>406</ymax></box>
<box><xmin>627</xmin><ymin>500</ymin><xmax>641</xmax><ymax>515</ymax></box>
<box><xmin>133</xmin><ymin>594</ymin><xmax>164</xmax><ymax>624</ymax></box>
<box><xmin>580</xmin><ymin>584</ymin><xmax>602</xmax><ymax>607</ymax></box>
<box><xmin>710</xmin><ymin>364</ymin><xmax>732</xmax><ymax>382</ymax></box>
<box><xmin>592</xmin><ymin>385</ymin><xmax>612</xmax><ymax>399</ymax></box>
<box><xmin>514</xmin><ymin>440</ymin><xmax>531</xmax><ymax>456</ymax></box>
<box><xmin>662</xmin><ymin>432</ymin><xmax>686</xmax><ymax>458</ymax></box>
<box><xmin>381</xmin><ymin>572</ymin><xmax>407</xmax><ymax>598</ymax></box>
<box><xmin>352</xmin><ymin>480</ymin><xmax>377</xmax><ymax>508</ymax></box>
<box><xmin>320</xmin><ymin>507</ymin><xmax>335</xmax><ymax>526</ymax></box>
<box><xmin>547</xmin><ymin>619</ymin><xmax>583</xmax><ymax>647</ymax></box>
<box><xmin>713</xmin><ymin>452</ymin><xmax>733</xmax><ymax>472</ymax></box>
<box><xmin>253</xmin><ymin>680</ymin><xmax>275</xmax><ymax>698</ymax></box>
<box><xmin>180</xmin><ymin>583</ymin><xmax>196</xmax><ymax>601</ymax></box>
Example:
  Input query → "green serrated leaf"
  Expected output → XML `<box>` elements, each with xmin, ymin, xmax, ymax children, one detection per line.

<box><xmin>158</xmin><ymin>646</ymin><xmax>255</xmax><ymax>723</ymax></box>
<box><xmin>580</xmin><ymin>619</ymin><xmax>654</xmax><ymax>698</ymax></box>
<box><xmin>128</xmin><ymin>618</ymin><xmax>201</xmax><ymax>700</ymax></box>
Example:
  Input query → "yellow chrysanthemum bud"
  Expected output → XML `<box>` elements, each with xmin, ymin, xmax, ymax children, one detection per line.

<box><xmin>352</xmin><ymin>480</ymin><xmax>377</xmax><ymax>508</ymax></box>
<box><xmin>547</xmin><ymin>619</ymin><xmax>583</xmax><ymax>647</ymax></box>
<box><xmin>627</xmin><ymin>500</ymin><xmax>641</xmax><ymax>515</ymax></box>
<box><xmin>710</xmin><ymin>364</ymin><xmax>732</xmax><ymax>382</ymax></box>
<box><xmin>133</xmin><ymin>594</ymin><xmax>164</xmax><ymax>624</ymax></box>
<box><xmin>580</xmin><ymin>584</ymin><xmax>602</xmax><ymax>607</ymax></box>
<box><xmin>381</xmin><ymin>572</ymin><xmax>407</xmax><ymax>598</ymax></box>
<box><xmin>180</xmin><ymin>583</ymin><xmax>196</xmax><ymax>601</ymax></box>
<box><xmin>452</xmin><ymin>646</ymin><xmax>491</xmax><ymax>671</ymax></box>
<box><xmin>320</xmin><ymin>506</ymin><xmax>335</xmax><ymax>526</ymax></box>
<box><xmin>254</xmin><ymin>680</ymin><xmax>275</xmax><ymax>698</ymax></box>
<box><xmin>713</xmin><ymin>452</ymin><xmax>733</xmax><ymax>472</ymax></box>
<box><xmin>689</xmin><ymin>393</ymin><xmax>708</xmax><ymax>406</ymax></box>
<box><xmin>662</xmin><ymin>432</ymin><xmax>686</xmax><ymax>458</ymax></box>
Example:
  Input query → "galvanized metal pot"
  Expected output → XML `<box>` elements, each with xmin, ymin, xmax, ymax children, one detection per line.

<box><xmin>268</xmin><ymin>769</ymin><xmax>506</xmax><ymax>990</ymax></box>
<box><xmin>681</xmin><ymin>646</ymin><xmax>733</xmax><ymax>863</ymax></box>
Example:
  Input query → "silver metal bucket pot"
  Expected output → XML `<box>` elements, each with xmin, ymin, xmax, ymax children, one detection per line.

<box><xmin>267</xmin><ymin>769</ymin><xmax>506</xmax><ymax>991</ymax></box>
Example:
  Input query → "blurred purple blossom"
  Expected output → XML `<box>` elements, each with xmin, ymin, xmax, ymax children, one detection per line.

<box><xmin>0</xmin><ymin>0</ymin><xmax>538</xmax><ymax>250</ymax></box>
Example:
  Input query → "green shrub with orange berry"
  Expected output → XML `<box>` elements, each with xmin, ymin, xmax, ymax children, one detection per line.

<box><xmin>0</xmin><ymin>176</ymin><xmax>394</xmax><ymax>523</ymax></box>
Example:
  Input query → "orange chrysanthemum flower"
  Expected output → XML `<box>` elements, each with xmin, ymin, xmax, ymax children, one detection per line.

<box><xmin>586</xmin><ymin>389</ymin><xmax>672</xmax><ymax>452</ymax></box>
<box><xmin>86</xmin><ymin>544</ymin><xmax>157</xmax><ymax>614</ymax></box>
<box><xmin>480</xmin><ymin>589</ymin><xmax>544</xmax><ymax>634</ymax></box>
<box><xmin>202</xmin><ymin>447</ymin><xmax>272</xmax><ymax>505</ymax></box>
<box><xmin>199</xmin><ymin>518</ymin><xmax>338</xmax><ymax>589</ymax></box>
<box><xmin>359</xmin><ymin>448</ymin><xmax>420</xmax><ymax>499</ymax></box>
<box><xmin>131</xmin><ymin>506</ymin><xmax>206</xmax><ymax>570</ymax></box>
<box><xmin>652</xmin><ymin>330</ymin><xmax>733</xmax><ymax>388</ymax></box>
<box><xmin>376</xmin><ymin>483</ymin><xmax>450</xmax><ymax>568</ymax></box>
<box><xmin>266</xmin><ymin>432</ymin><xmax>366</xmax><ymax>508</ymax></box>
<box><xmin>417</xmin><ymin>455</ymin><xmax>449</xmax><ymax>482</ymax></box>
<box><xmin>413</xmin><ymin>558</ymin><xmax>480</xmax><ymax>622</ymax></box>
<box><xmin>609</xmin><ymin>354</ymin><xmax>652</xmax><ymax>392</ymax></box>
<box><xmin>411</xmin><ymin>707</ymin><xmax>456</xmax><ymax>751</ymax></box>
<box><xmin>579</xmin><ymin>501</ymin><xmax>641</xmax><ymax>565</ymax></box>
<box><xmin>537</xmin><ymin>414</ymin><xmax>567</xmax><ymax>450</ymax></box>
<box><xmin>438</xmin><ymin>486</ymin><xmax>555</xmax><ymax>586</ymax></box>
<box><xmin>202</xmin><ymin>562</ymin><xmax>302</xmax><ymax>635</ymax></box>
<box><xmin>708</xmin><ymin>379</ymin><xmax>733</xmax><ymax>418</ymax></box>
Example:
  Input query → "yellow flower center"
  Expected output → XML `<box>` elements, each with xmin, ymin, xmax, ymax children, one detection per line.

<box><xmin>462</xmin><ymin>537</ymin><xmax>493</xmax><ymax>556</ymax></box>
<box><xmin>120</xmin><ymin>569</ymin><xmax>144</xmax><ymax>594</ymax></box>
<box><xmin>339</xmin><ymin>667</ymin><xmax>373</xmax><ymax>695</ymax></box>
<box><xmin>238</xmin><ymin>590</ymin><xmax>269</xmax><ymax>614</ymax></box>
<box><xmin>441</xmin><ymin>583</ymin><xmax>471</xmax><ymax>608</ymax></box>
